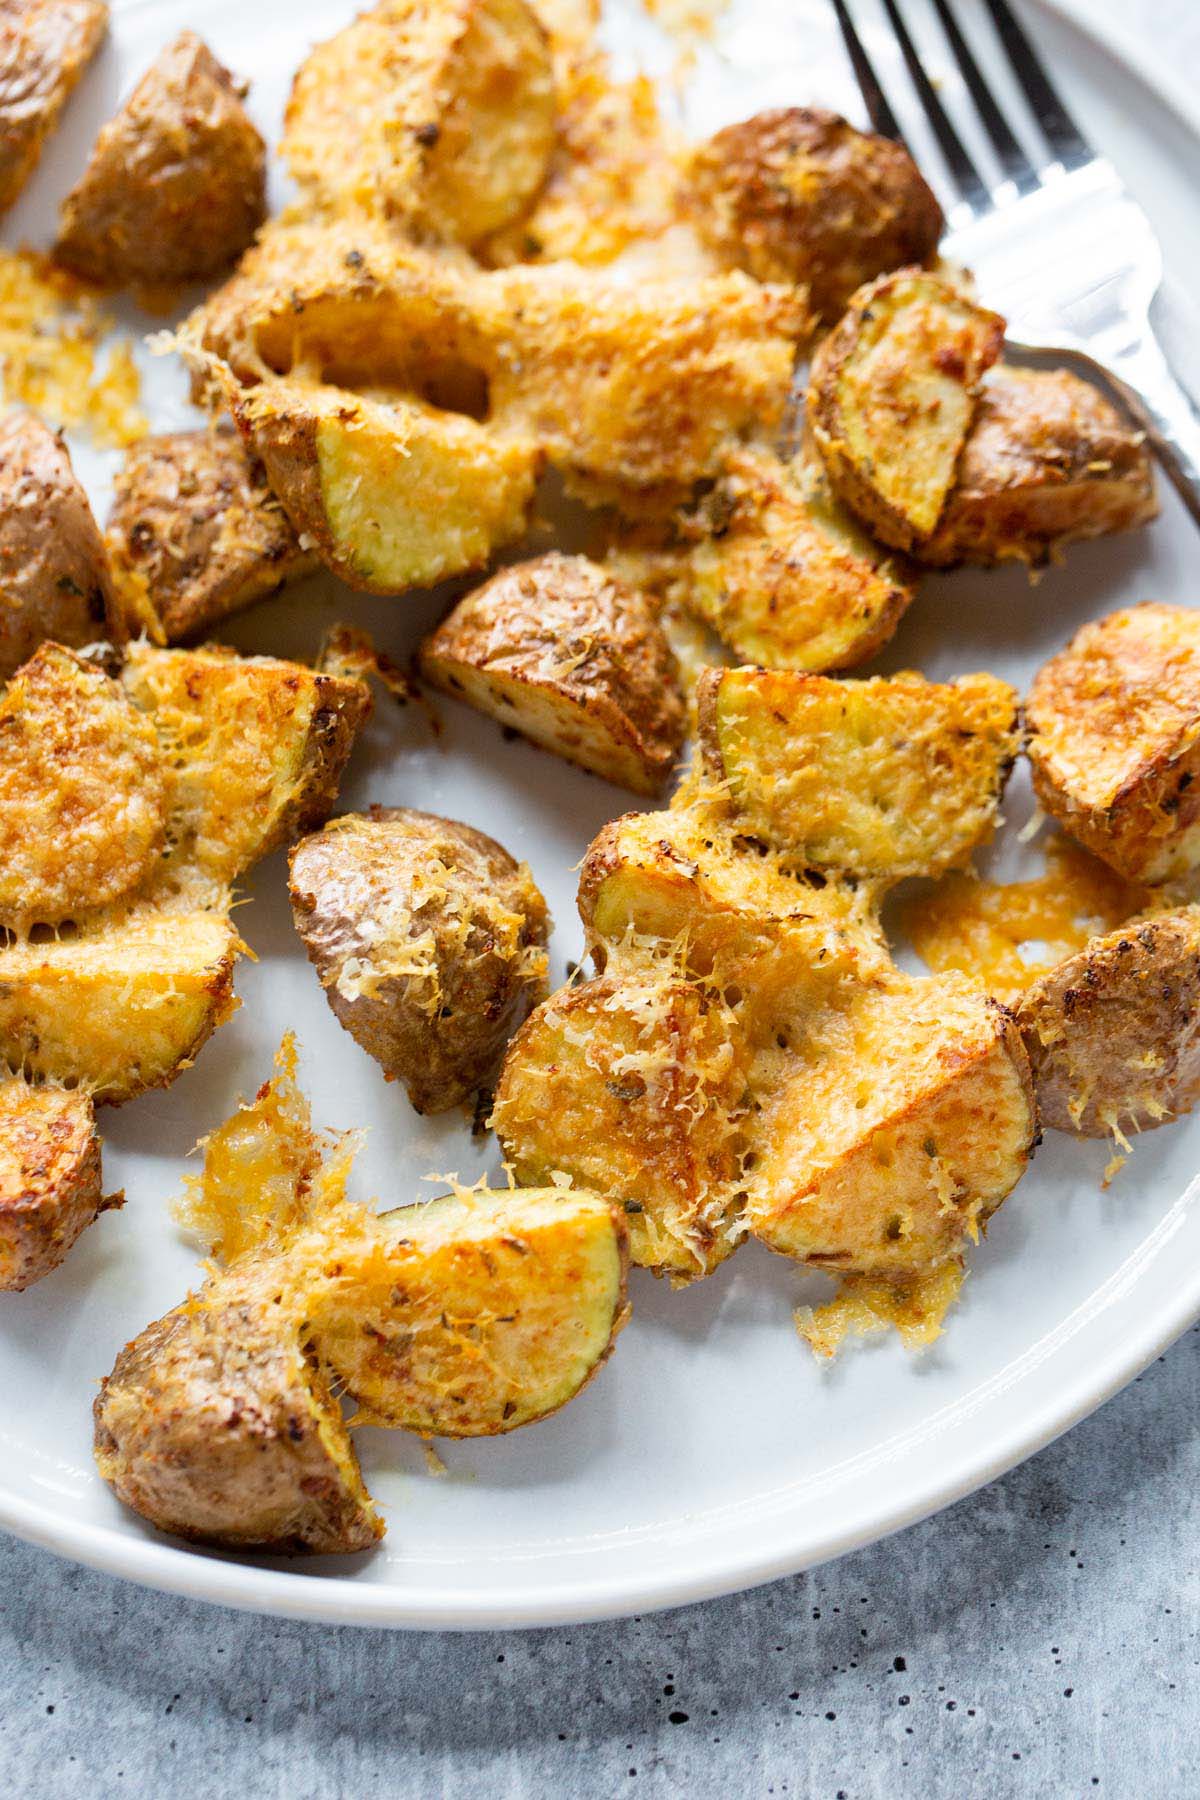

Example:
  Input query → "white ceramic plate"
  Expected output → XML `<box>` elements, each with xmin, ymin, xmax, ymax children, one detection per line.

<box><xmin>2</xmin><ymin>0</ymin><xmax>1199</xmax><ymax>1630</ymax></box>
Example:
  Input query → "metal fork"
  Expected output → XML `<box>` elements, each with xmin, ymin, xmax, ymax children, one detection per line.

<box><xmin>832</xmin><ymin>0</ymin><xmax>1200</xmax><ymax>529</ymax></box>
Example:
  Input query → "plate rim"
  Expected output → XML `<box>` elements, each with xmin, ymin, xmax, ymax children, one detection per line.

<box><xmin>4</xmin><ymin>0</ymin><xmax>1200</xmax><ymax>1632</ymax></box>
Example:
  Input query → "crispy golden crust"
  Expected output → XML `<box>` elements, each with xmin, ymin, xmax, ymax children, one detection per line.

<box><xmin>1018</xmin><ymin>907</ymin><xmax>1200</xmax><ymax>1137</ymax></box>
<box><xmin>655</xmin><ymin>445</ymin><xmax>916</xmax><ymax>673</ymax></box>
<box><xmin>0</xmin><ymin>902</ymin><xmax>240</xmax><ymax>1103</ymax></box>
<box><xmin>94</xmin><ymin>1274</ymin><xmax>382</xmax><ymax>1554</ymax></box>
<box><xmin>188</xmin><ymin>221</ymin><xmax>807</xmax><ymax>495</ymax></box>
<box><xmin>697</xmin><ymin>665</ymin><xmax>1021</xmax><ymax>879</ymax></box>
<box><xmin>0</xmin><ymin>1078</ymin><xmax>111</xmax><ymax>1291</ymax></box>
<box><xmin>1026</xmin><ymin>603</ymin><xmax>1200</xmax><ymax>884</ymax></box>
<box><xmin>105</xmin><ymin>423</ymin><xmax>317</xmax><ymax>642</ymax></box>
<box><xmin>745</xmin><ymin>976</ymin><xmax>1035</xmax><ymax>1275</ymax></box>
<box><xmin>0</xmin><ymin>0</ymin><xmax>107</xmax><ymax>213</ymax></box>
<box><xmin>122</xmin><ymin>640</ymin><xmax>372</xmax><ymax>886</ymax></box>
<box><xmin>685</xmin><ymin>107</ymin><xmax>943</xmax><ymax>322</ymax></box>
<box><xmin>0</xmin><ymin>411</ymin><xmax>119</xmax><ymax>679</ymax></box>
<box><xmin>55</xmin><ymin>30</ymin><xmax>265</xmax><ymax>289</ymax></box>
<box><xmin>807</xmin><ymin>269</ymin><xmax>1005</xmax><ymax>551</ymax></box>
<box><xmin>420</xmin><ymin>553</ymin><xmax>686</xmax><ymax>795</ymax></box>
<box><xmin>231</xmin><ymin>377</ymin><xmax>540</xmax><ymax>596</ymax></box>
<box><xmin>493</xmin><ymin>970</ymin><xmax>750</xmax><ymax>1279</ymax></box>
<box><xmin>282</xmin><ymin>0</ymin><xmax>555</xmax><ymax>246</ymax></box>
<box><xmin>920</xmin><ymin>366</ymin><xmax>1157</xmax><ymax>568</ymax></box>
<box><xmin>289</xmin><ymin>807</ymin><xmax>549</xmax><ymax>1113</ymax></box>
<box><xmin>0</xmin><ymin>643</ymin><xmax>167</xmax><ymax>930</ymax></box>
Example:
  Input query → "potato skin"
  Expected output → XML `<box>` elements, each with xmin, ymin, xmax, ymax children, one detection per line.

<box><xmin>106</xmin><ymin>423</ymin><xmax>317</xmax><ymax>642</ymax></box>
<box><xmin>920</xmin><ymin>366</ymin><xmax>1157</xmax><ymax>568</ymax></box>
<box><xmin>0</xmin><ymin>0</ymin><xmax>107</xmax><ymax>214</ymax></box>
<box><xmin>55</xmin><ymin>30</ymin><xmax>265</xmax><ymax>288</ymax></box>
<box><xmin>94</xmin><ymin>1276</ymin><xmax>382</xmax><ymax>1555</ymax></box>
<box><xmin>1026</xmin><ymin>604</ymin><xmax>1200</xmax><ymax>885</ymax></box>
<box><xmin>808</xmin><ymin>269</ymin><xmax>1005</xmax><ymax>552</ymax></box>
<box><xmin>0</xmin><ymin>1078</ymin><xmax>112</xmax><ymax>1291</ymax></box>
<box><xmin>420</xmin><ymin>553</ymin><xmax>686</xmax><ymax>795</ymax></box>
<box><xmin>1019</xmin><ymin>909</ymin><xmax>1200</xmax><ymax>1137</ymax></box>
<box><xmin>686</xmin><ymin>107</ymin><xmax>943</xmax><ymax>322</ymax></box>
<box><xmin>289</xmin><ymin>807</ymin><xmax>550</xmax><ymax>1114</ymax></box>
<box><xmin>0</xmin><ymin>411</ymin><xmax>118</xmax><ymax>679</ymax></box>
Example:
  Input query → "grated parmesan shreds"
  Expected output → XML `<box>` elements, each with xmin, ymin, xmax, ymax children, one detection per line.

<box><xmin>0</xmin><ymin>248</ymin><xmax>147</xmax><ymax>447</ymax></box>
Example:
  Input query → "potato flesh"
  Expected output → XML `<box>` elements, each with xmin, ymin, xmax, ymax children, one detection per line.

<box><xmin>308</xmin><ymin>1189</ymin><xmax>627</xmax><ymax>1435</ymax></box>
<box><xmin>316</xmin><ymin>392</ymin><xmax>539</xmax><ymax>592</ymax></box>
<box><xmin>1026</xmin><ymin>603</ymin><xmax>1200</xmax><ymax>884</ymax></box>
<box><xmin>0</xmin><ymin>645</ymin><xmax>167</xmax><ymax>929</ymax></box>
<box><xmin>0</xmin><ymin>1077</ymin><xmax>105</xmax><ymax>1291</ymax></box>
<box><xmin>0</xmin><ymin>905</ymin><xmax>239</xmax><ymax>1102</ymax></box>
<box><xmin>700</xmin><ymin>666</ymin><xmax>1020</xmax><ymax>879</ymax></box>
<box><xmin>669</xmin><ymin>448</ymin><xmax>916</xmax><ymax>674</ymax></box>
<box><xmin>745</xmin><ymin>976</ymin><xmax>1034</xmax><ymax>1274</ymax></box>
<box><xmin>282</xmin><ymin>0</ymin><xmax>556</xmax><ymax>245</ymax></box>
<box><xmin>809</xmin><ymin>271</ymin><xmax>1004</xmax><ymax>549</ymax></box>
<box><xmin>122</xmin><ymin>640</ymin><xmax>371</xmax><ymax>885</ymax></box>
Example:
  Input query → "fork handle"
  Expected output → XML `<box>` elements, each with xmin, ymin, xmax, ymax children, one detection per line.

<box><xmin>1047</xmin><ymin>336</ymin><xmax>1200</xmax><ymax>533</ymax></box>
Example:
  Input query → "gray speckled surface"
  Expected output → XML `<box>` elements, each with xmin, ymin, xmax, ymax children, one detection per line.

<box><xmin>3</xmin><ymin>1324</ymin><xmax>1199</xmax><ymax>1797</ymax></box>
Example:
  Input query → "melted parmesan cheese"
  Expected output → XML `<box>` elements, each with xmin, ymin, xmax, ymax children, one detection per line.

<box><xmin>794</xmin><ymin>1260</ymin><xmax>964</xmax><ymax>1359</ymax></box>
<box><xmin>0</xmin><ymin>249</ymin><xmax>146</xmax><ymax>447</ymax></box>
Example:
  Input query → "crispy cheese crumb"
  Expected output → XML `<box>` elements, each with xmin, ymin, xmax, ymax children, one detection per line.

<box><xmin>0</xmin><ymin>248</ymin><xmax>147</xmax><ymax>447</ymax></box>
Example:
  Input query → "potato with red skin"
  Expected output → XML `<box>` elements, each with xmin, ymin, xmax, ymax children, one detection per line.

<box><xmin>289</xmin><ymin>808</ymin><xmax>550</xmax><ymax>1114</ymax></box>
<box><xmin>0</xmin><ymin>0</ymin><xmax>108</xmax><ymax>214</ymax></box>
<box><xmin>0</xmin><ymin>1078</ymin><xmax>115</xmax><ymax>1292</ymax></box>
<box><xmin>420</xmin><ymin>553</ymin><xmax>686</xmax><ymax>795</ymax></box>
<box><xmin>0</xmin><ymin>412</ymin><xmax>119</xmax><ymax>679</ymax></box>
<box><xmin>686</xmin><ymin>107</ymin><xmax>943</xmax><ymax>322</ymax></box>
<box><xmin>55</xmin><ymin>31</ymin><xmax>265</xmax><ymax>289</ymax></box>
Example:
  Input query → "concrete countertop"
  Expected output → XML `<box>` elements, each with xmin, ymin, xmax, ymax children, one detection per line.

<box><xmin>3</xmin><ymin>4</ymin><xmax>1199</xmax><ymax>1795</ymax></box>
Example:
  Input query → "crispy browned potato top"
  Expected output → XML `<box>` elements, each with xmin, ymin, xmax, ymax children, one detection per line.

<box><xmin>686</xmin><ymin>106</ymin><xmax>943</xmax><ymax>321</ymax></box>
<box><xmin>55</xmin><ymin>29</ymin><xmax>265</xmax><ymax>288</ymax></box>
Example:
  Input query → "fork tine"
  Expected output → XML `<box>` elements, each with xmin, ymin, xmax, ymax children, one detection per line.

<box><xmin>929</xmin><ymin>0</ymin><xmax>1038</xmax><ymax>194</ymax></box>
<box><xmin>829</xmin><ymin>0</ymin><xmax>906</xmax><ymax>144</ymax></box>
<box><xmin>878</xmin><ymin>0</ymin><xmax>991</xmax><ymax>213</ymax></box>
<box><xmin>982</xmin><ymin>0</ymin><xmax>1091</xmax><ymax>169</ymax></box>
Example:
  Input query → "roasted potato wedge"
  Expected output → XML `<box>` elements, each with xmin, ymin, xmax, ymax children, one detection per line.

<box><xmin>698</xmin><ymin>665</ymin><xmax>1020</xmax><ymax>879</ymax></box>
<box><xmin>94</xmin><ymin>1271</ymin><xmax>382</xmax><ymax>1555</ymax></box>
<box><xmin>685</xmin><ymin>107</ymin><xmax>943</xmax><ymax>322</ymax></box>
<box><xmin>282</xmin><ymin>0</ymin><xmax>555</xmax><ymax>246</ymax></box>
<box><xmin>745</xmin><ymin>973</ymin><xmax>1035</xmax><ymax>1274</ymax></box>
<box><xmin>0</xmin><ymin>412</ymin><xmax>119</xmax><ymax>678</ymax></box>
<box><xmin>493</xmin><ymin>971</ymin><xmax>750</xmax><ymax>1279</ymax></box>
<box><xmin>661</xmin><ymin>446</ymin><xmax>916</xmax><ymax>673</ymax></box>
<box><xmin>308</xmin><ymin>1187</ymin><xmax>629</xmax><ymax>1435</ymax></box>
<box><xmin>0</xmin><ymin>1078</ymin><xmax>111</xmax><ymax>1291</ymax></box>
<box><xmin>0</xmin><ymin>0</ymin><xmax>107</xmax><ymax>213</ymax></box>
<box><xmin>0</xmin><ymin>903</ymin><xmax>240</xmax><ymax>1103</ymax></box>
<box><xmin>808</xmin><ymin>270</ymin><xmax>1005</xmax><ymax>552</ymax></box>
<box><xmin>420</xmin><ymin>554</ymin><xmax>686</xmax><ymax>795</ymax></box>
<box><xmin>55</xmin><ymin>31</ymin><xmax>265</xmax><ymax>289</ymax></box>
<box><xmin>0</xmin><ymin>643</ymin><xmax>167</xmax><ymax>931</ymax></box>
<box><xmin>105</xmin><ymin>423</ymin><xmax>317</xmax><ymax>642</ymax></box>
<box><xmin>231</xmin><ymin>378</ymin><xmax>540</xmax><ymax>597</ymax></box>
<box><xmin>578</xmin><ymin>803</ymin><xmax>886</xmax><ymax>999</ymax></box>
<box><xmin>920</xmin><ymin>366</ymin><xmax>1157</xmax><ymax>568</ymax></box>
<box><xmin>1018</xmin><ymin>908</ymin><xmax>1200</xmax><ymax>1137</ymax></box>
<box><xmin>122</xmin><ymin>640</ymin><xmax>371</xmax><ymax>886</ymax></box>
<box><xmin>1026</xmin><ymin>604</ymin><xmax>1200</xmax><ymax>884</ymax></box>
<box><xmin>289</xmin><ymin>808</ymin><xmax>549</xmax><ymax>1113</ymax></box>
